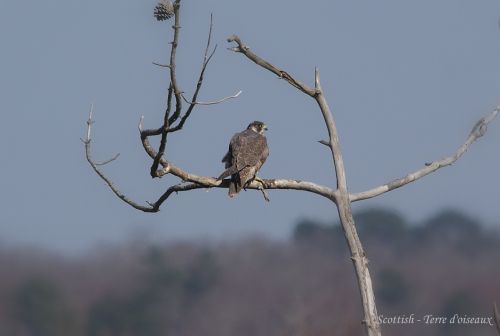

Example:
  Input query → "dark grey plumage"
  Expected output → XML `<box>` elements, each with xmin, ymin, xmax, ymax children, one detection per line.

<box><xmin>154</xmin><ymin>0</ymin><xmax>174</xmax><ymax>21</ymax></box>
<box><xmin>218</xmin><ymin>121</ymin><xmax>269</xmax><ymax>197</ymax></box>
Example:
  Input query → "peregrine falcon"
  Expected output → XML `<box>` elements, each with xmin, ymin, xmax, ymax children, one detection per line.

<box><xmin>218</xmin><ymin>121</ymin><xmax>269</xmax><ymax>197</ymax></box>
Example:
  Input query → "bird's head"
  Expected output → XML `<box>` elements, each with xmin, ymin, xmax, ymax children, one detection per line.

<box><xmin>247</xmin><ymin>121</ymin><xmax>268</xmax><ymax>134</ymax></box>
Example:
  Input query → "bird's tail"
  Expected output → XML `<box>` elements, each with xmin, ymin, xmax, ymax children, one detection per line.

<box><xmin>228</xmin><ymin>180</ymin><xmax>242</xmax><ymax>198</ymax></box>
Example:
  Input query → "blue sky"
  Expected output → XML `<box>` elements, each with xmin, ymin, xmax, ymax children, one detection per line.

<box><xmin>1</xmin><ymin>0</ymin><xmax>499</xmax><ymax>254</ymax></box>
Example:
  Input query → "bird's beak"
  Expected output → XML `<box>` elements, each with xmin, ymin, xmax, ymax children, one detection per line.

<box><xmin>264</xmin><ymin>125</ymin><xmax>268</xmax><ymax>131</ymax></box>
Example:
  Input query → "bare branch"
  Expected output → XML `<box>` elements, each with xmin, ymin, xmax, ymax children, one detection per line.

<box><xmin>318</xmin><ymin>139</ymin><xmax>331</xmax><ymax>147</ymax></box>
<box><xmin>168</xmin><ymin>15</ymin><xmax>216</xmax><ymax>133</ymax></box>
<box><xmin>147</xmin><ymin>175</ymin><xmax>335</xmax><ymax>209</ymax></box>
<box><xmin>150</xmin><ymin>84</ymin><xmax>174</xmax><ymax>177</ymax></box>
<box><xmin>167</xmin><ymin>1</ymin><xmax>183</xmax><ymax>125</ymax></box>
<box><xmin>152</xmin><ymin>61</ymin><xmax>171</xmax><ymax>68</ymax></box>
<box><xmin>139</xmin><ymin>125</ymin><xmax>163</xmax><ymax>137</ymax></box>
<box><xmin>314</xmin><ymin>68</ymin><xmax>349</xmax><ymax>189</ymax></box>
<box><xmin>181</xmin><ymin>90</ymin><xmax>242</xmax><ymax>106</ymax></box>
<box><xmin>350</xmin><ymin>107</ymin><xmax>499</xmax><ymax>202</ymax></box>
<box><xmin>255</xmin><ymin>178</ymin><xmax>336</xmax><ymax>200</ymax></box>
<box><xmin>139</xmin><ymin>116</ymin><xmax>170</xmax><ymax>169</ymax></box>
<box><xmin>83</xmin><ymin>106</ymin><xmax>156</xmax><ymax>212</ymax></box>
<box><xmin>149</xmin><ymin>182</ymin><xmax>205</xmax><ymax>210</ymax></box>
<box><xmin>94</xmin><ymin>153</ymin><xmax>120</xmax><ymax>166</ymax></box>
<box><xmin>203</xmin><ymin>14</ymin><xmax>214</xmax><ymax>61</ymax></box>
<box><xmin>227</xmin><ymin>35</ymin><xmax>318</xmax><ymax>97</ymax></box>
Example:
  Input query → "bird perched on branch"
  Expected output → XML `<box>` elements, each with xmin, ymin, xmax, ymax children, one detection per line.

<box><xmin>218</xmin><ymin>121</ymin><xmax>269</xmax><ymax>198</ymax></box>
<box><xmin>154</xmin><ymin>0</ymin><xmax>174</xmax><ymax>21</ymax></box>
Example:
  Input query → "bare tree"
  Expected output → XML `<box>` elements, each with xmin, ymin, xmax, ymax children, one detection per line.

<box><xmin>82</xmin><ymin>1</ymin><xmax>498</xmax><ymax>335</ymax></box>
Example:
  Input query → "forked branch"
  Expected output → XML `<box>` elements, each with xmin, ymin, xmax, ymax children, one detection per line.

<box><xmin>227</xmin><ymin>34</ymin><xmax>498</xmax><ymax>336</ymax></box>
<box><xmin>83</xmin><ymin>106</ymin><xmax>156</xmax><ymax>212</ymax></box>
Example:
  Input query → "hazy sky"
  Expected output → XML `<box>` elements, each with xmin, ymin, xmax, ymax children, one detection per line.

<box><xmin>1</xmin><ymin>0</ymin><xmax>499</xmax><ymax>254</ymax></box>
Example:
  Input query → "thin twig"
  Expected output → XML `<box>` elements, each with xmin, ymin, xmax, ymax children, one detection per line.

<box><xmin>152</xmin><ymin>62</ymin><xmax>171</xmax><ymax>68</ymax></box>
<box><xmin>95</xmin><ymin>153</ymin><xmax>120</xmax><ymax>166</ymax></box>
<box><xmin>148</xmin><ymin>182</ymin><xmax>205</xmax><ymax>210</ymax></box>
<box><xmin>349</xmin><ymin>107</ymin><xmax>499</xmax><ymax>202</ymax></box>
<box><xmin>168</xmin><ymin>15</ymin><xmax>217</xmax><ymax>133</ymax></box>
<box><xmin>180</xmin><ymin>90</ymin><xmax>242</xmax><ymax>106</ymax></box>
<box><xmin>83</xmin><ymin>106</ymin><xmax>156</xmax><ymax>212</ymax></box>
<box><xmin>318</xmin><ymin>139</ymin><xmax>331</xmax><ymax>147</ymax></box>
<box><xmin>150</xmin><ymin>84</ymin><xmax>174</xmax><ymax>177</ymax></box>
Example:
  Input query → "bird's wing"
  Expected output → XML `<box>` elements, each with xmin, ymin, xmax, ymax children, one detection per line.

<box><xmin>221</xmin><ymin>149</ymin><xmax>232</xmax><ymax>167</ymax></box>
<box><xmin>217</xmin><ymin>133</ymin><xmax>239</xmax><ymax>180</ymax></box>
<box><xmin>231</xmin><ymin>130</ymin><xmax>269</xmax><ymax>171</ymax></box>
<box><xmin>217</xmin><ymin>164</ymin><xmax>238</xmax><ymax>180</ymax></box>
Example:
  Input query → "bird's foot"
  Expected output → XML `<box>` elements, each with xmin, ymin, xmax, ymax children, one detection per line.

<box><xmin>253</xmin><ymin>176</ymin><xmax>266</xmax><ymax>186</ymax></box>
<box><xmin>253</xmin><ymin>176</ymin><xmax>270</xmax><ymax>202</ymax></box>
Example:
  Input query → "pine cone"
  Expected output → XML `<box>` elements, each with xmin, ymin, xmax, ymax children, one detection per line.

<box><xmin>154</xmin><ymin>0</ymin><xmax>174</xmax><ymax>21</ymax></box>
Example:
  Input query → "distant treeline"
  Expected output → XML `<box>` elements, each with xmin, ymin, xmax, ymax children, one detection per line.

<box><xmin>295</xmin><ymin>207</ymin><xmax>498</xmax><ymax>256</ymax></box>
<box><xmin>0</xmin><ymin>208</ymin><xmax>498</xmax><ymax>336</ymax></box>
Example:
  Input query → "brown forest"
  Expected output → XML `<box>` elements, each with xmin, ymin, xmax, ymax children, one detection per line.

<box><xmin>0</xmin><ymin>207</ymin><xmax>499</xmax><ymax>336</ymax></box>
